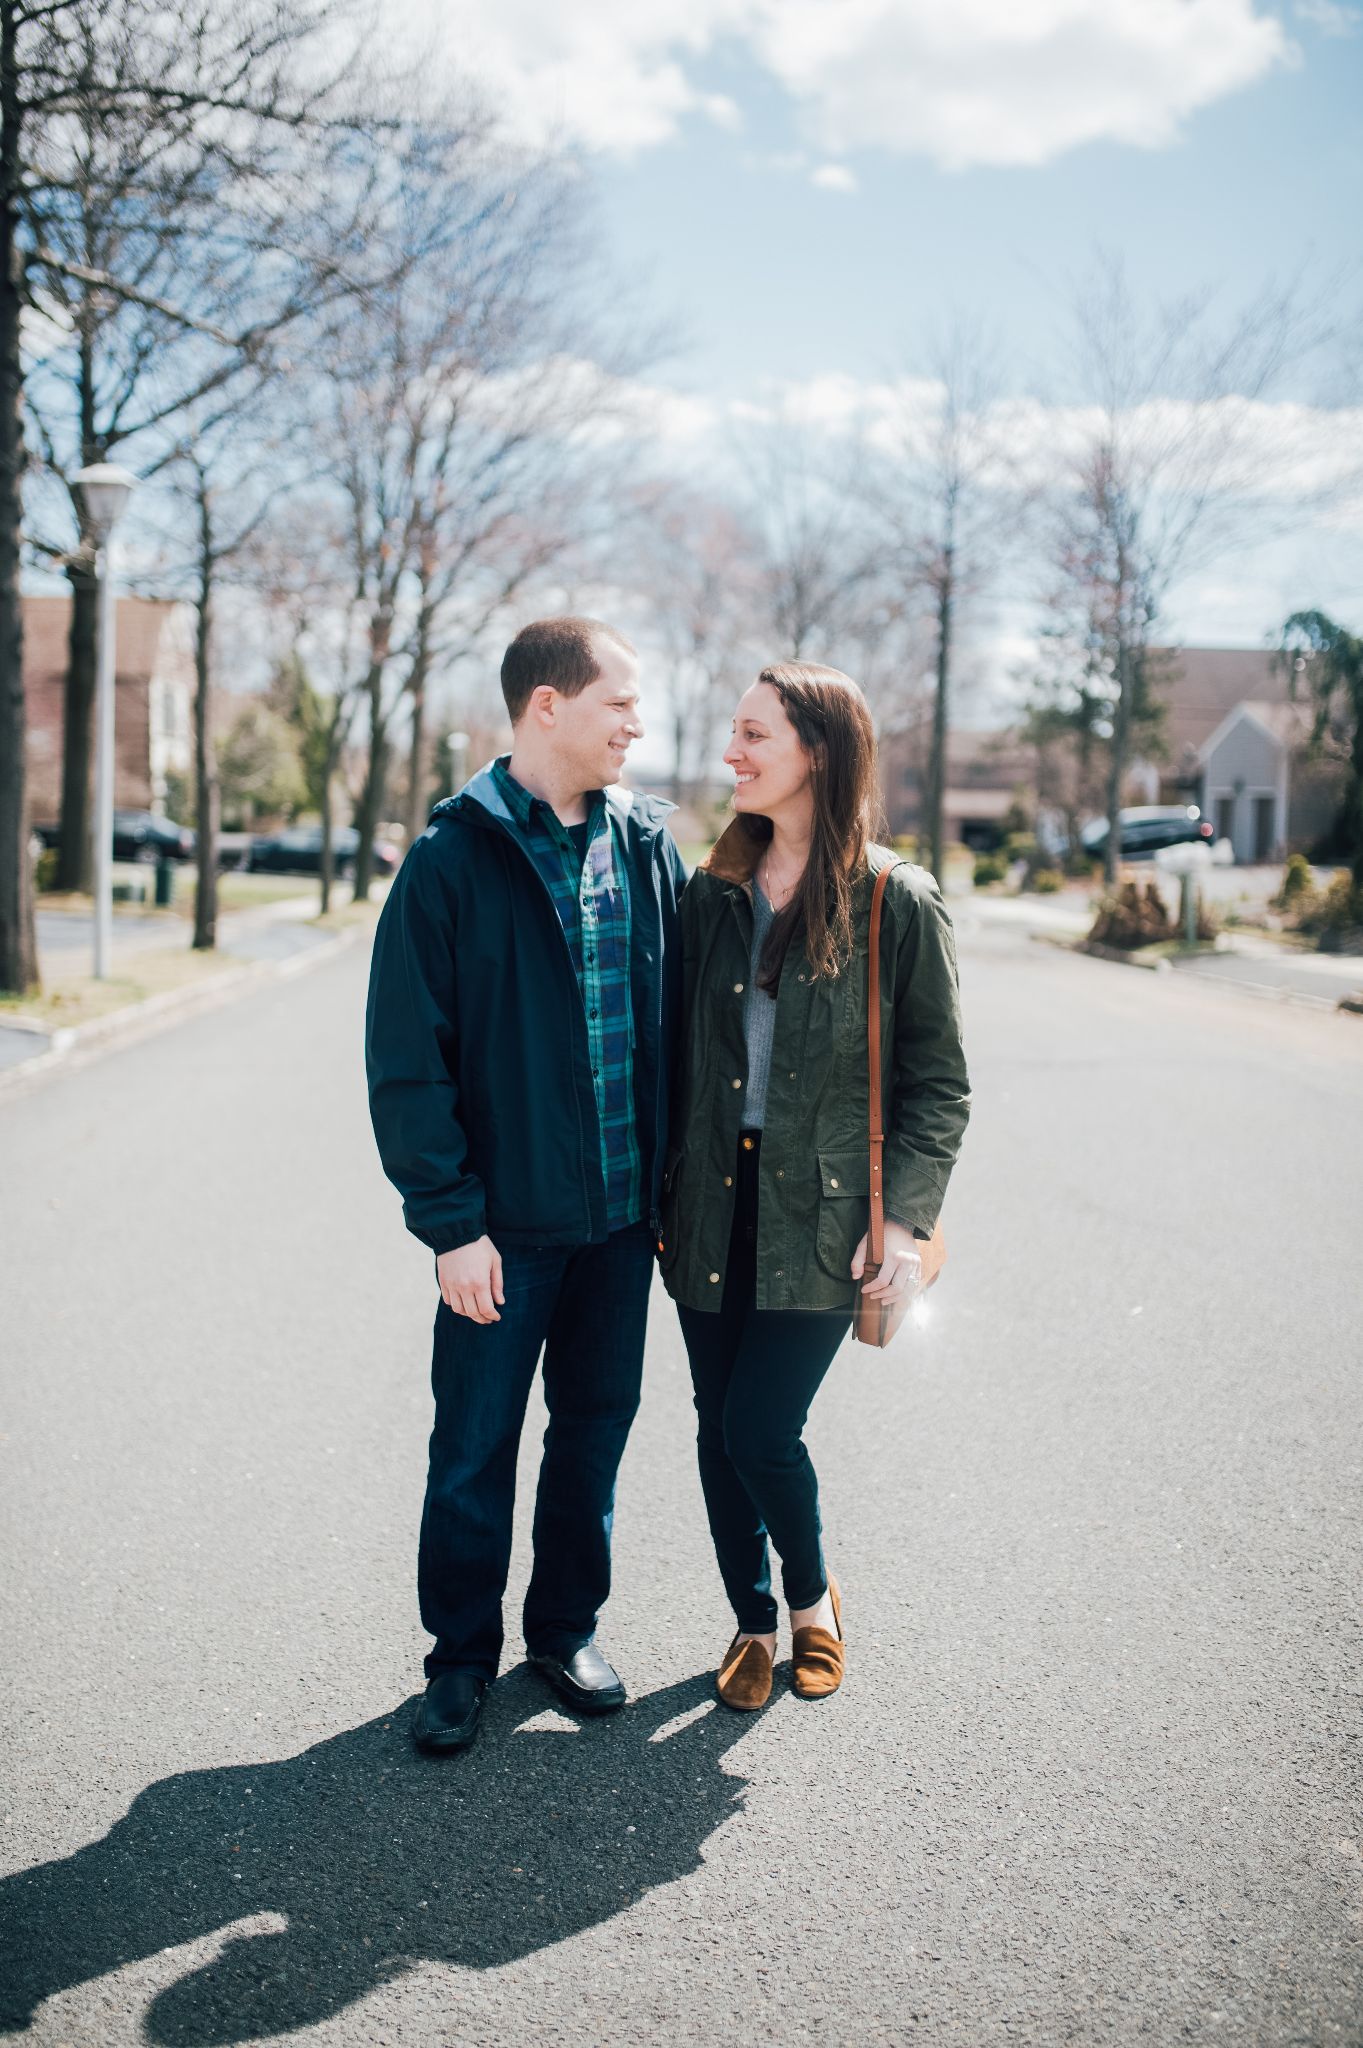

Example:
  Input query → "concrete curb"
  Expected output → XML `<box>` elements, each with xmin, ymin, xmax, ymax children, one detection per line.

<box><xmin>1029</xmin><ymin>932</ymin><xmax>1170</xmax><ymax>972</ymax></box>
<box><xmin>0</xmin><ymin>924</ymin><xmax>365</xmax><ymax>1106</ymax></box>
<box><xmin>1030</xmin><ymin>928</ymin><xmax>1363</xmax><ymax>1015</ymax></box>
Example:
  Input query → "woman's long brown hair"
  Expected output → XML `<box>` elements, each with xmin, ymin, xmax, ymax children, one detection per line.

<box><xmin>738</xmin><ymin>661</ymin><xmax>884</xmax><ymax>991</ymax></box>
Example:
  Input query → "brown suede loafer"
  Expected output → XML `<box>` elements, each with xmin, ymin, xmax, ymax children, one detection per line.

<box><xmin>716</xmin><ymin>1632</ymin><xmax>773</xmax><ymax>1711</ymax></box>
<box><xmin>791</xmin><ymin>1576</ymin><xmax>845</xmax><ymax>1699</ymax></box>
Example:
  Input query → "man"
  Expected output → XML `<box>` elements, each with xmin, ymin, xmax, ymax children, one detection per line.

<box><xmin>366</xmin><ymin>617</ymin><xmax>685</xmax><ymax>1755</ymax></box>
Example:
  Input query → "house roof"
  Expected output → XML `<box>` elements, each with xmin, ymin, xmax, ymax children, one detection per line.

<box><xmin>1150</xmin><ymin>646</ymin><xmax>1289</xmax><ymax>766</ymax></box>
<box><xmin>22</xmin><ymin>593</ymin><xmax>183</xmax><ymax>686</ymax></box>
<box><xmin>1196</xmin><ymin>696</ymin><xmax>1313</xmax><ymax>763</ymax></box>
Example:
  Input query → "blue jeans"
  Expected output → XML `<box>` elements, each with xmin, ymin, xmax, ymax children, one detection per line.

<box><xmin>419</xmin><ymin>1223</ymin><xmax>654</xmax><ymax>1680</ymax></box>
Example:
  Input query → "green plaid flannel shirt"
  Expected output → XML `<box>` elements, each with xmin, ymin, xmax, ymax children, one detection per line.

<box><xmin>491</xmin><ymin>758</ymin><xmax>642</xmax><ymax>1232</ymax></box>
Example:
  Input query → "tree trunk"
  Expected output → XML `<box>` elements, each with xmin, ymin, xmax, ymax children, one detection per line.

<box><xmin>55</xmin><ymin>561</ymin><xmax>97</xmax><ymax>889</ymax></box>
<box><xmin>351</xmin><ymin>634</ymin><xmax>390</xmax><ymax>905</ymax></box>
<box><xmin>192</xmin><ymin>482</ymin><xmax>219</xmax><ymax>950</ymax></box>
<box><xmin>57</xmin><ymin>315</ymin><xmax>100</xmax><ymax>893</ymax></box>
<box><xmin>926</xmin><ymin>554</ymin><xmax>953</xmax><ymax>880</ymax></box>
<box><xmin>404</xmin><ymin>629</ymin><xmax>429</xmax><ymax>848</ymax></box>
<box><xmin>318</xmin><ymin>714</ymin><xmax>344</xmax><ymax>917</ymax></box>
<box><xmin>352</xmin><ymin>719</ymin><xmax>386</xmax><ymax>904</ymax></box>
<box><xmin>1342</xmin><ymin>700</ymin><xmax>1350</xmax><ymax>892</ymax></box>
<box><xmin>0</xmin><ymin>0</ymin><xmax>37</xmax><ymax>994</ymax></box>
<box><xmin>1104</xmin><ymin>634</ymin><xmax>1134</xmax><ymax>888</ymax></box>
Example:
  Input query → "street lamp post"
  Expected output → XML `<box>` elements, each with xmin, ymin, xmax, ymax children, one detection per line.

<box><xmin>73</xmin><ymin>464</ymin><xmax>137</xmax><ymax>979</ymax></box>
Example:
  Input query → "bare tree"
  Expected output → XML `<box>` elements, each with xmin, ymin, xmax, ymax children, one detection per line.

<box><xmin>629</xmin><ymin>486</ymin><xmax>765</xmax><ymax>803</ymax></box>
<box><xmin>1054</xmin><ymin>254</ymin><xmax>1342</xmax><ymax>886</ymax></box>
<box><xmin>152</xmin><ymin>421</ymin><xmax>292</xmax><ymax>949</ymax></box>
<box><xmin>326</xmin><ymin>122</ymin><xmax>649</xmax><ymax>900</ymax></box>
<box><xmin>738</xmin><ymin>423</ymin><xmax>878</xmax><ymax>664</ymax></box>
<box><xmin>868</xmin><ymin>325</ymin><xmax>1021</xmax><ymax>879</ymax></box>
<box><xmin>253</xmin><ymin>500</ymin><xmax>366</xmax><ymax>916</ymax></box>
<box><xmin>0</xmin><ymin>0</ymin><xmax>43</xmax><ymax>988</ymax></box>
<box><xmin>1</xmin><ymin>0</ymin><xmax>376</xmax><ymax>989</ymax></box>
<box><xmin>18</xmin><ymin>0</ymin><xmax>370</xmax><ymax>893</ymax></box>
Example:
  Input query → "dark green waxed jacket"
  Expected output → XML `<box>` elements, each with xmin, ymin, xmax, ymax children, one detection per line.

<box><xmin>659</xmin><ymin>822</ymin><xmax>971</xmax><ymax>1313</ymax></box>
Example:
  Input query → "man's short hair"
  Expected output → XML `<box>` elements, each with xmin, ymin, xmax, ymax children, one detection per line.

<box><xmin>500</xmin><ymin>616</ymin><xmax>636</xmax><ymax>725</ymax></box>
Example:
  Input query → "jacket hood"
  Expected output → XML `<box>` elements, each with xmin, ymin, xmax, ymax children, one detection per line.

<box><xmin>431</xmin><ymin>760</ymin><xmax>676</xmax><ymax>836</ymax></box>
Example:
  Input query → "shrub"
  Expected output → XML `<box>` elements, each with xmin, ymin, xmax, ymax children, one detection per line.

<box><xmin>1088</xmin><ymin>880</ymin><xmax>1175</xmax><ymax>950</ymax></box>
<box><xmin>973</xmin><ymin>856</ymin><xmax>1007</xmax><ymax>888</ymax></box>
<box><xmin>1000</xmin><ymin>794</ymin><xmax>1032</xmax><ymax>840</ymax></box>
<box><xmin>1275</xmin><ymin>853</ymin><xmax>1315</xmax><ymax>911</ymax></box>
<box><xmin>35</xmin><ymin>848</ymin><xmax>59</xmax><ymax>893</ymax></box>
<box><xmin>892</xmin><ymin>834</ymin><xmax>919</xmax><ymax>860</ymax></box>
<box><xmin>1311</xmin><ymin>873</ymin><xmax>1363</xmax><ymax>949</ymax></box>
<box><xmin>1030</xmin><ymin>868</ymin><xmax>1063</xmax><ymax>893</ymax></box>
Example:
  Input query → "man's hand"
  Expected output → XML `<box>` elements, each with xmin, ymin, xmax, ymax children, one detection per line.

<box><xmin>851</xmin><ymin>1220</ymin><xmax>923</xmax><ymax>1302</ymax></box>
<box><xmin>437</xmin><ymin>1236</ymin><xmax>505</xmax><ymax>1325</ymax></box>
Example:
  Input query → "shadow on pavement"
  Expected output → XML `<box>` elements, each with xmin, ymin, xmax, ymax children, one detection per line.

<box><xmin>0</xmin><ymin>1666</ymin><xmax>749</xmax><ymax>2044</ymax></box>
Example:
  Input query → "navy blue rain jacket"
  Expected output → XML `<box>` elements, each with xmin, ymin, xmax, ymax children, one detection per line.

<box><xmin>365</xmin><ymin>765</ymin><xmax>687</xmax><ymax>1256</ymax></box>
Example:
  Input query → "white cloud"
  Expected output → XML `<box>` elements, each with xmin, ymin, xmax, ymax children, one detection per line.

<box><xmin>748</xmin><ymin>0</ymin><xmax>1292</xmax><ymax>170</ymax></box>
<box><xmin>810</xmin><ymin>163</ymin><xmax>858</xmax><ymax>194</ymax></box>
<box><xmin>406</xmin><ymin>0</ymin><xmax>1292</xmax><ymax>169</ymax></box>
<box><xmin>585</xmin><ymin>364</ymin><xmax>1363</xmax><ymax>532</ymax></box>
<box><xmin>1294</xmin><ymin>0</ymin><xmax>1359</xmax><ymax>33</ymax></box>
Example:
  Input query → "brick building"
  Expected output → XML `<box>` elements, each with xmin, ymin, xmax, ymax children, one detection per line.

<box><xmin>23</xmin><ymin>594</ymin><xmax>194</xmax><ymax>824</ymax></box>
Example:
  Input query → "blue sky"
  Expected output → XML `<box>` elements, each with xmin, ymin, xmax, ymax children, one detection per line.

<box><xmin>408</xmin><ymin>0</ymin><xmax>1363</xmax><ymax>684</ymax></box>
<box><xmin>595</xmin><ymin>22</ymin><xmax>1362</xmax><ymax>409</ymax></box>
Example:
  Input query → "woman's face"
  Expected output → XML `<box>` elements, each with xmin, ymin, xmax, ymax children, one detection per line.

<box><xmin>723</xmin><ymin>681</ymin><xmax>813</xmax><ymax>818</ymax></box>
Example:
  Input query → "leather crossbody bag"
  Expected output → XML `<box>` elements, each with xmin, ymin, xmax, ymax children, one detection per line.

<box><xmin>853</xmin><ymin>860</ymin><xmax>947</xmax><ymax>1348</ymax></box>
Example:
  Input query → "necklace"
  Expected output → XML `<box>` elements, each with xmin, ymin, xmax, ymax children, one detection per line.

<box><xmin>760</xmin><ymin>847</ymin><xmax>803</xmax><ymax>909</ymax></box>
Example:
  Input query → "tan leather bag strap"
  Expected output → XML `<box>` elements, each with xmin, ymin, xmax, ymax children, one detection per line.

<box><xmin>865</xmin><ymin>860</ymin><xmax>901</xmax><ymax>1272</ymax></box>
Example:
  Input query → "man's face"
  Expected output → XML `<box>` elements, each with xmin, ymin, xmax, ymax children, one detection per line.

<box><xmin>550</xmin><ymin>639</ymin><xmax>644</xmax><ymax>788</ymax></box>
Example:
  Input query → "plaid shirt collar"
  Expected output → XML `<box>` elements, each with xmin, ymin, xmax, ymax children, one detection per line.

<box><xmin>489</xmin><ymin>757</ymin><xmax>605</xmax><ymax>837</ymax></box>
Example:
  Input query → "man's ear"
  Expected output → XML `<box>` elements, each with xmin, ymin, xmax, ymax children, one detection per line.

<box><xmin>528</xmin><ymin>684</ymin><xmax>558</xmax><ymax>728</ymax></box>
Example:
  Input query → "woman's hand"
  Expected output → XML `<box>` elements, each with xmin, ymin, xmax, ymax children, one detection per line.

<box><xmin>850</xmin><ymin>1220</ymin><xmax>923</xmax><ymax>1301</ymax></box>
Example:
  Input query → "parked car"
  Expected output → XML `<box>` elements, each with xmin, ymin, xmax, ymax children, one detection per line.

<box><xmin>245</xmin><ymin>824</ymin><xmax>400</xmax><ymax>878</ymax></box>
<box><xmin>35</xmin><ymin>808</ymin><xmax>196</xmax><ymax>863</ymax></box>
<box><xmin>1079</xmin><ymin>805</ymin><xmax>1214</xmax><ymax>863</ymax></box>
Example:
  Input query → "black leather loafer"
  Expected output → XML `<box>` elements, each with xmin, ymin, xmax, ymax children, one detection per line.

<box><xmin>528</xmin><ymin>1642</ymin><xmax>626</xmax><ymax>1715</ymax></box>
<box><xmin>413</xmin><ymin>1670</ymin><xmax>487</xmax><ymax>1754</ymax></box>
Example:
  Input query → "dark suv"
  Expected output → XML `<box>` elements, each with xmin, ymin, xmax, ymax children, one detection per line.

<box><xmin>245</xmin><ymin>825</ymin><xmax>399</xmax><ymax>878</ymax></box>
<box><xmin>1080</xmin><ymin>806</ymin><xmax>1214</xmax><ymax>863</ymax></box>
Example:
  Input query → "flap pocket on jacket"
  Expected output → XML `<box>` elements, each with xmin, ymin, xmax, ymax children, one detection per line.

<box><xmin>662</xmin><ymin>1147</ymin><xmax>684</xmax><ymax>1196</ymax></box>
<box><xmin>817</xmin><ymin>1149</ymin><xmax>868</xmax><ymax>1198</ymax></box>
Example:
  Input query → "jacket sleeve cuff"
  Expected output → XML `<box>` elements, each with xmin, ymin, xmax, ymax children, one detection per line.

<box><xmin>409</xmin><ymin>1211</ymin><xmax>487</xmax><ymax>1257</ymax></box>
<box><xmin>883</xmin><ymin>1162</ymin><xmax>947</xmax><ymax>1239</ymax></box>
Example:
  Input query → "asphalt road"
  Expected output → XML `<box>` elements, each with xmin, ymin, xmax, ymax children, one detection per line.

<box><xmin>2</xmin><ymin>919</ymin><xmax>1361</xmax><ymax>2047</ymax></box>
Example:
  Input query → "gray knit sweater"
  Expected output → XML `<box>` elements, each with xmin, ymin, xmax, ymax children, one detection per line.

<box><xmin>740</xmin><ymin>882</ymin><xmax>778</xmax><ymax>1129</ymax></box>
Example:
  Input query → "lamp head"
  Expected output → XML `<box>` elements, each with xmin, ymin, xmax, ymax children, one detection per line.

<box><xmin>73</xmin><ymin>463</ymin><xmax>137</xmax><ymax>542</ymax></box>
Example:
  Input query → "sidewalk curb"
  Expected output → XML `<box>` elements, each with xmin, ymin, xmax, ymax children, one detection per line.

<box><xmin>1030</xmin><ymin>928</ymin><xmax>1363</xmax><ymax>1015</ymax></box>
<box><xmin>1029</xmin><ymin>932</ymin><xmax>1170</xmax><ymax>972</ymax></box>
<box><xmin>0</xmin><ymin>924</ymin><xmax>365</xmax><ymax>1106</ymax></box>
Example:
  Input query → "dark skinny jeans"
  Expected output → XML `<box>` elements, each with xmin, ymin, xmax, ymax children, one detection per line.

<box><xmin>676</xmin><ymin>1131</ymin><xmax>851</xmax><ymax>1634</ymax></box>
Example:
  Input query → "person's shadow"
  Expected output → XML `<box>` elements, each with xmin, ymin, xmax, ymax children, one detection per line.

<box><xmin>0</xmin><ymin>1667</ymin><xmax>752</xmax><ymax>2044</ymax></box>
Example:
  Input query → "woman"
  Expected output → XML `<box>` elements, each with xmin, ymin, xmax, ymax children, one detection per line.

<box><xmin>659</xmin><ymin>662</ymin><xmax>971</xmax><ymax>1709</ymax></box>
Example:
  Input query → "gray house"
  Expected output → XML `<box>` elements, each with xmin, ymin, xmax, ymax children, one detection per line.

<box><xmin>1195</xmin><ymin>698</ymin><xmax>1341</xmax><ymax>865</ymax></box>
